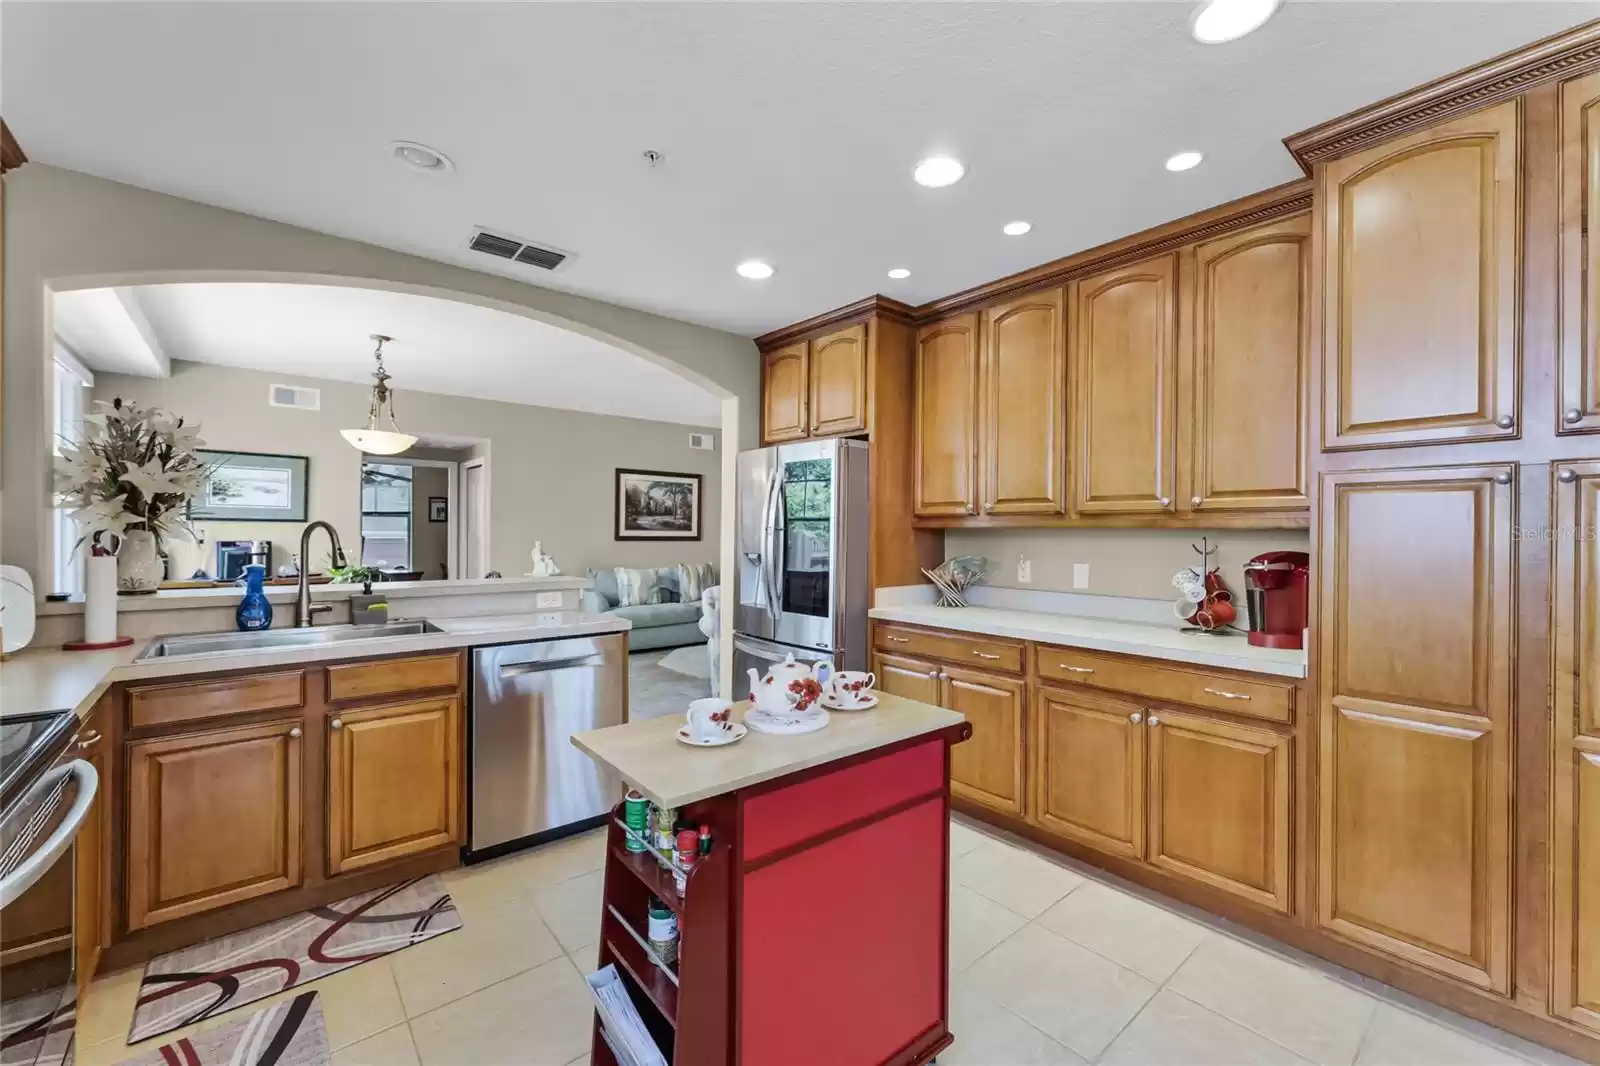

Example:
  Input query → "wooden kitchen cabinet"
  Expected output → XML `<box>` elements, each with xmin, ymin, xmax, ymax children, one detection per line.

<box><xmin>1187</xmin><ymin>214</ymin><xmax>1310</xmax><ymax>515</ymax></box>
<box><xmin>1031</xmin><ymin>686</ymin><xmax>1145</xmax><ymax>861</ymax></box>
<box><xmin>1552</xmin><ymin>461</ymin><xmax>1600</xmax><ymax>1032</ymax></box>
<box><xmin>1561</xmin><ymin>73</ymin><xmax>1600</xmax><ymax>436</ymax></box>
<box><xmin>75</xmin><ymin>700</ymin><xmax>110</xmax><ymax>995</ymax></box>
<box><xmin>809</xmin><ymin>323</ymin><xmax>868</xmax><ymax>437</ymax></box>
<box><xmin>1318</xmin><ymin>100</ymin><xmax>1521</xmax><ymax>451</ymax></box>
<box><xmin>872</xmin><ymin>651</ymin><xmax>943</xmax><ymax>706</ymax></box>
<box><xmin>1317</xmin><ymin>464</ymin><xmax>1515</xmax><ymax>992</ymax></box>
<box><xmin>941</xmin><ymin>666</ymin><xmax>1026</xmax><ymax>818</ymax></box>
<box><xmin>1147</xmin><ymin>708</ymin><xmax>1292</xmax><ymax>915</ymax></box>
<box><xmin>1070</xmin><ymin>254</ymin><xmax>1178</xmax><ymax>515</ymax></box>
<box><xmin>762</xmin><ymin>342</ymin><xmax>809</xmax><ymax>444</ymax></box>
<box><xmin>327</xmin><ymin>695</ymin><xmax>463</xmax><ymax>876</ymax></box>
<box><xmin>914</xmin><ymin>314</ymin><xmax>981</xmax><ymax>517</ymax></box>
<box><xmin>126</xmin><ymin>719</ymin><xmax>304</xmax><ymax>931</ymax></box>
<box><xmin>981</xmin><ymin>289</ymin><xmax>1067</xmax><ymax>515</ymax></box>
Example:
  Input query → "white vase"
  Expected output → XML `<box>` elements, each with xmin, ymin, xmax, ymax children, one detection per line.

<box><xmin>117</xmin><ymin>530</ymin><xmax>163</xmax><ymax>594</ymax></box>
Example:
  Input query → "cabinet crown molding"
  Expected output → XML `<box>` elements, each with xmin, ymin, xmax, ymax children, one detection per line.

<box><xmin>753</xmin><ymin>294</ymin><xmax>916</xmax><ymax>350</ymax></box>
<box><xmin>1284</xmin><ymin>18</ymin><xmax>1600</xmax><ymax>171</ymax></box>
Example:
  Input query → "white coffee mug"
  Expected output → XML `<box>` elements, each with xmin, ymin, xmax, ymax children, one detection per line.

<box><xmin>829</xmin><ymin>671</ymin><xmax>876</xmax><ymax>705</ymax></box>
<box><xmin>687</xmin><ymin>698</ymin><xmax>732</xmax><ymax>741</ymax></box>
<box><xmin>1171</xmin><ymin>568</ymin><xmax>1206</xmax><ymax>604</ymax></box>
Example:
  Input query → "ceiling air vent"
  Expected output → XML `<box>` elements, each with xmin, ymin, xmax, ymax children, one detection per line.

<box><xmin>468</xmin><ymin>228</ymin><xmax>570</xmax><ymax>271</ymax></box>
<box><xmin>269</xmin><ymin>384</ymin><xmax>320</xmax><ymax>411</ymax></box>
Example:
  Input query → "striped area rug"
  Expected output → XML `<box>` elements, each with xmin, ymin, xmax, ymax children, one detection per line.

<box><xmin>115</xmin><ymin>992</ymin><xmax>326</xmax><ymax>1066</ymax></box>
<box><xmin>128</xmin><ymin>876</ymin><xmax>460</xmax><ymax>1045</ymax></box>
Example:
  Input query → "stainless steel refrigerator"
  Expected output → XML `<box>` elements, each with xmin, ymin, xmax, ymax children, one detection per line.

<box><xmin>733</xmin><ymin>437</ymin><xmax>870</xmax><ymax>687</ymax></box>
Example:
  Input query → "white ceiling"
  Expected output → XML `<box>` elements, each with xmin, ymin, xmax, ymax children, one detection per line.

<box><xmin>53</xmin><ymin>288</ymin><xmax>169</xmax><ymax>378</ymax></box>
<box><xmin>6</xmin><ymin>3</ymin><xmax>1595</xmax><ymax>337</ymax></box>
<box><xmin>61</xmin><ymin>282</ymin><xmax>722</xmax><ymax>427</ymax></box>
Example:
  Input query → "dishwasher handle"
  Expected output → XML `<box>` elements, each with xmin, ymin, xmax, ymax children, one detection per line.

<box><xmin>498</xmin><ymin>655</ymin><xmax>608</xmax><ymax>678</ymax></box>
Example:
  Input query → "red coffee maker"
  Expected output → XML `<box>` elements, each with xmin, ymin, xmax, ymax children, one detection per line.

<box><xmin>1243</xmin><ymin>551</ymin><xmax>1310</xmax><ymax>649</ymax></box>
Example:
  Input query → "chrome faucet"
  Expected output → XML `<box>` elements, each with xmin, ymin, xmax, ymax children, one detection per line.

<box><xmin>296</xmin><ymin>521</ymin><xmax>347</xmax><ymax>627</ymax></box>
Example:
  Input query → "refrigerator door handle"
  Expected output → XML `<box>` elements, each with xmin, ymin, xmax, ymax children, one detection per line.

<box><xmin>763</xmin><ymin>465</ymin><xmax>784</xmax><ymax>625</ymax></box>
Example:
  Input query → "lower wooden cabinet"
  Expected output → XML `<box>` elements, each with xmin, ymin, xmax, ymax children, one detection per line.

<box><xmin>76</xmin><ymin>702</ymin><xmax>110</xmax><ymax>995</ymax></box>
<box><xmin>874</xmin><ymin>652</ymin><xmax>942</xmax><ymax>705</ymax></box>
<box><xmin>1032</xmin><ymin>687</ymin><xmax>1145</xmax><ymax>860</ymax></box>
<box><xmin>1146</xmin><ymin>709</ymin><xmax>1292</xmax><ymax>914</ymax></box>
<box><xmin>126</xmin><ymin>720</ymin><xmax>304</xmax><ymax>931</ymax></box>
<box><xmin>327</xmin><ymin>696</ymin><xmax>463</xmax><ymax>875</ymax></box>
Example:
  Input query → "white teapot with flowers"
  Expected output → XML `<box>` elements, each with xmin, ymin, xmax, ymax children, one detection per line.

<box><xmin>747</xmin><ymin>654</ymin><xmax>834</xmax><ymax>715</ymax></box>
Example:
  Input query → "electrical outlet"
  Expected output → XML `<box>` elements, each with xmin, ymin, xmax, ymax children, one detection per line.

<box><xmin>1017</xmin><ymin>556</ymin><xmax>1032</xmax><ymax>584</ymax></box>
<box><xmin>535</xmin><ymin>591</ymin><xmax>563</xmax><ymax>609</ymax></box>
<box><xmin>1073</xmin><ymin>563</ymin><xmax>1091</xmax><ymax>589</ymax></box>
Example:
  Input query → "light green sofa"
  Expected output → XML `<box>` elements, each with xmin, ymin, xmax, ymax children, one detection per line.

<box><xmin>581</xmin><ymin>567</ymin><xmax>710</xmax><ymax>652</ymax></box>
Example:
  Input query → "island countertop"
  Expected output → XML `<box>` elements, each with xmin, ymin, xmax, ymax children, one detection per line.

<box><xmin>570</xmin><ymin>694</ymin><xmax>966</xmax><ymax>809</ymax></box>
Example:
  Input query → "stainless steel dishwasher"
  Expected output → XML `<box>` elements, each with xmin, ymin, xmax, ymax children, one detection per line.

<box><xmin>467</xmin><ymin>632</ymin><xmax>626</xmax><ymax>861</ymax></box>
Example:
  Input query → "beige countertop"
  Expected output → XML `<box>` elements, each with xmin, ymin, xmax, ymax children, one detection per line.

<box><xmin>868</xmin><ymin>604</ymin><xmax>1308</xmax><ymax>679</ymax></box>
<box><xmin>570</xmin><ymin>694</ymin><xmax>966</xmax><ymax>809</ymax></box>
<box><xmin>0</xmin><ymin>611</ymin><xmax>630</xmax><ymax>721</ymax></box>
<box><xmin>36</xmin><ymin>575</ymin><xmax>590</xmax><ymax>615</ymax></box>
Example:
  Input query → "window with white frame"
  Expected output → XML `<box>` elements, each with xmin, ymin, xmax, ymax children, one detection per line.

<box><xmin>51</xmin><ymin>343</ymin><xmax>94</xmax><ymax>597</ymax></box>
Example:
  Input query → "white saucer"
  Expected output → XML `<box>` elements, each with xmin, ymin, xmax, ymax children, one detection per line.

<box><xmin>744</xmin><ymin>707</ymin><xmax>831</xmax><ymax>735</ymax></box>
<box><xmin>676</xmin><ymin>722</ymin><xmax>748</xmax><ymax>747</ymax></box>
<box><xmin>821</xmin><ymin>693</ymin><xmax>879</xmax><ymax>711</ymax></box>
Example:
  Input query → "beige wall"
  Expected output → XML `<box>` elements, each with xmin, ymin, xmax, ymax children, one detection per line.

<box><xmin>945</xmin><ymin>527</ymin><xmax>1311</xmax><ymax>602</ymax></box>
<box><xmin>94</xmin><ymin>361</ymin><xmax>721</xmax><ymax>580</ymax></box>
<box><xmin>2</xmin><ymin>163</ymin><xmax>759</xmax><ymax>590</ymax></box>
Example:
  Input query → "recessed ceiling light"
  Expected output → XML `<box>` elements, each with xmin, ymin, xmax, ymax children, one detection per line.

<box><xmin>1003</xmin><ymin>221</ymin><xmax>1032</xmax><ymax>236</ymax></box>
<box><xmin>389</xmin><ymin>140</ymin><xmax>453</xmax><ymax>173</ymax></box>
<box><xmin>1191</xmin><ymin>0</ymin><xmax>1281</xmax><ymax>44</ymax></box>
<box><xmin>913</xmin><ymin>155</ymin><xmax>965</xmax><ymax>188</ymax></box>
<box><xmin>887</xmin><ymin>268</ymin><xmax>911</xmax><ymax>280</ymax></box>
<box><xmin>1165</xmin><ymin>151</ymin><xmax>1205</xmax><ymax>172</ymax></box>
<box><xmin>736</xmin><ymin>260</ymin><xmax>775</xmax><ymax>280</ymax></box>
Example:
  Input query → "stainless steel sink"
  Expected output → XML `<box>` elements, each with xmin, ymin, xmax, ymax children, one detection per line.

<box><xmin>134</xmin><ymin>621</ymin><xmax>445</xmax><ymax>662</ymax></box>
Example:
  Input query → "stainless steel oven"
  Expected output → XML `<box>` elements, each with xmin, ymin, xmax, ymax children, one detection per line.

<box><xmin>1</xmin><ymin>711</ymin><xmax>101</xmax><ymax>1066</ymax></box>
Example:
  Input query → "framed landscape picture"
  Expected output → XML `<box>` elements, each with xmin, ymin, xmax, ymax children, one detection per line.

<box><xmin>188</xmin><ymin>450</ymin><xmax>310</xmax><ymax>522</ymax></box>
<box><xmin>615</xmin><ymin>468</ymin><xmax>702</xmax><ymax>541</ymax></box>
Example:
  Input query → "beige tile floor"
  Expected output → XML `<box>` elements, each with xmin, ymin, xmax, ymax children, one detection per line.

<box><xmin>74</xmin><ymin>817</ymin><xmax>1582</xmax><ymax>1066</ymax></box>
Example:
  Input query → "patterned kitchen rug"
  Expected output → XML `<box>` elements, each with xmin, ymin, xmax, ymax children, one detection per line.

<box><xmin>115</xmin><ymin>991</ymin><xmax>326</xmax><ymax>1066</ymax></box>
<box><xmin>128</xmin><ymin>875</ymin><xmax>459</xmax><ymax>1044</ymax></box>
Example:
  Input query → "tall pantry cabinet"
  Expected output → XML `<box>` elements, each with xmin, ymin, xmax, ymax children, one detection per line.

<box><xmin>1300</xmin><ymin>52</ymin><xmax>1599</xmax><ymax>1045</ymax></box>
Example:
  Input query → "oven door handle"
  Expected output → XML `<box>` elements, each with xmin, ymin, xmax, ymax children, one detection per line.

<box><xmin>0</xmin><ymin>758</ymin><xmax>99</xmax><ymax>910</ymax></box>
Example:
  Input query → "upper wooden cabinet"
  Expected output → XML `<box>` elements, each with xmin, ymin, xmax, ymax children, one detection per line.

<box><xmin>1071</xmin><ymin>254</ymin><xmax>1179</xmax><ymax>515</ymax></box>
<box><xmin>809</xmin><ymin>324</ymin><xmax>869</xmax><ymax>437</ymax></box>
<box><xmin>126</xmin><ymin>719</ymin><xmax>304</xmax><ymax>931</ymax></box>
<box><xmin>914</xmin><ymin>315</ymin><xmax>981</xmax><ymax>517</ymax></box>
<box><xmin>1552</xmin><ymin>461</ymin><xmax>1600</xmax><ymax>1032</ymax></box>
<box><xmin>760</xmin><ymin>324</ymin><xmax>868</xmax><ymax>444</ymax></box>
<box><xmin>1317</xmin><ymin>464</ymin><xmax>1514</xmax><ymax>992</ymax></box>
<box><xmin>1561</xmin><ymin>74</ymin><xmax>1600</xmax><ymax>436</ymax></box>
<box><xmin>981</xmin><ymin>289</ymin><xmax>1067</xmax><ymax>515</ymax></box>
<box><xmin>327</xmin><ymin>695</ymin><xmax>463</xmax><ymax>876</ymax></box>
<box><xmin>762</xmin><ymin>343</ymin><xmax>810</xmax><ymax>444</ymax></box>
<box><xmin>1187</xmin><ymin>215</ymin><xmax>1310</xmax><ymax>514</ymax></box>
<box><xmin>1319</xmin><ymin>100</ymin><xmax>1522</xmax><ymax>451</ymax></box>
<box><xmin>1032</xmin><ymin>687</ymin><xmax>1145</xmax><ymax>861</ymax></box>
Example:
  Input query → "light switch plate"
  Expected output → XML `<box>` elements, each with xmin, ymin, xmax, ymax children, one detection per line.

<box><xmin>1073</xmin><ymin>563</ymin><xmax>1090</xmax><ymax>589</ymax></box>
<box><xmin>535</xmin><ymin>591</ymin><xmax>563</xmax><ymax>608</ymax></box>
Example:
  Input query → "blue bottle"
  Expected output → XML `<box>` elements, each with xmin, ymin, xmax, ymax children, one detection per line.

<box><xmin>236</xmin><ymin>564</ymin><xmax>273</xmax><ymax>631</ymax></box>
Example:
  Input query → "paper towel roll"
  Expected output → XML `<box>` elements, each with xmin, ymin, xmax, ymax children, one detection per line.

<box><xmin>84</xmin><ymin>554</ymin><xmax>119</xmax><ymax>645</ymax></box>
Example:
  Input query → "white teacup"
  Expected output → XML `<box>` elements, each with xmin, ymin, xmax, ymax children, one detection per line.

<box><xmin>687</xmin><ymin>698</ymin><xmax>732</xmax><ymax>741</ymax></box>
<box><xmin>828</xmin><ymin>671</ymin><xmax>876</xmax><ymax>706</ymax></box>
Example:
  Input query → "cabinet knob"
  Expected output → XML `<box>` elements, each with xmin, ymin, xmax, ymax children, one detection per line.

<box><xmin>1494</xmin><ymin>472</ymin><xmax>1512</xmax><ymax>485</ymax></box>
<box><xmin>330</xmin><ymin>718</ymin><xmax>344</xmax><ymax>730</ymax></box>
<box><xmin>1565</xmin><ymin>408</ymin><xmax>1583</xmax><ymax>424</ymax></box>
<box><xmin>1559</xmin><ymin>469</ymin><xmax>1579</xmax><ymax>484</ymax></box>
<box><xmin>1148</xmin><ymin>715</ymin><xmax>1161</xmax><ymax>727</ymax></box>
<box><xmin>1191</xmin><ymin>496</ymin><xmax>1202</xmax><ymax>507</ymax></box>
<box><xmin>289</xmin><ymin>727</ymin><xmax>303</xmax><ymax>738</ymax></box>
<box><xmin>1496</xmin><ymin>415</ymin><xmax>1514</xmax><ymax>429</ymax></box>
<box><xmin>1129</xmin><ymin>712</ymin><xmax>1143</xmax><ymax>724</ymax></box>
<box><xmin>1159</xmin><ymin>496</ymin><xmax>1171</xmax><ymax>507</ymax></box>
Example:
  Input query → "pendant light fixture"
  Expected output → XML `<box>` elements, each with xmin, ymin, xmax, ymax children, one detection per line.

<box><xmin>340</xmin><ymin>334</ymin><xmax>418</xmax><ymax>455</ymax></box>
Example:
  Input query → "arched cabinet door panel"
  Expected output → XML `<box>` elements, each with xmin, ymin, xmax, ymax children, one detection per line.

<box><xmin>914</xmin><ymin>315</ymin><xmax>980</xmax><ymax>517</ymax></box>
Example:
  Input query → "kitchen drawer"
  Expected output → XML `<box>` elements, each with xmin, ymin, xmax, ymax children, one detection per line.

<box><xmin>1033</xmin><ymin>647</ymin><xmax>1293</xmax><ymax>724</ymax></box>
<box><xmin>128</xmin><ymin>670</ymin><xmax>305</xmax><ymax>731</ymax></box>
<box><xmin>325</xmin><ymin>653</ymin><xmax>460</xmax><ymax>702</ymax></box>
<box><xmin>872</xmin><ymin>624</ymin><xmax>1023</xmax><ymax>674</ymax></box>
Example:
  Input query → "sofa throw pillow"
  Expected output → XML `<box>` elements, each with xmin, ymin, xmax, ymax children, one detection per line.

<box><xmin>613</xmin><ymin>566</ymin><xmax>661</xmax><ymax>608</ymax></box>
<box><xmin>678</xmin><ymin>562</ymin><xmax>714</xmax><ymax>602</ymax></box>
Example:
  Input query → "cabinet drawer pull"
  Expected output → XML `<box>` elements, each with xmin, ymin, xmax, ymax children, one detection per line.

<box><xmin>1059</xmin><ymin>665</ymin><xmax>1095</xmax><ymax>674</ymax></box>
<box><xmin>1204</xmin><ymin>688</ymin><xmax>1252</xmax><ymax>701</ymax></box>
<box><xmin>886</xmin><ymin>636</ymin><xmax>910</xmax><ymax>644</ymax></box>
<box><xmin>330</xmin><ymin>718</ymin><xmax>344</xmax><ymax>730</ymax></box>
<box><xmin>76</xmin><ymin>731</ymin><xmax>102</xmax><ymax>751</ymax></box>
<box><xmin>289</xmin><ymin>727</ymin><xmax>303</xmax><ymax>738</ymax></box>
<box><xmin>973</xmin><ymin>651</ymin><xmax>1001</xmax><ymax>660</ymax></box>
